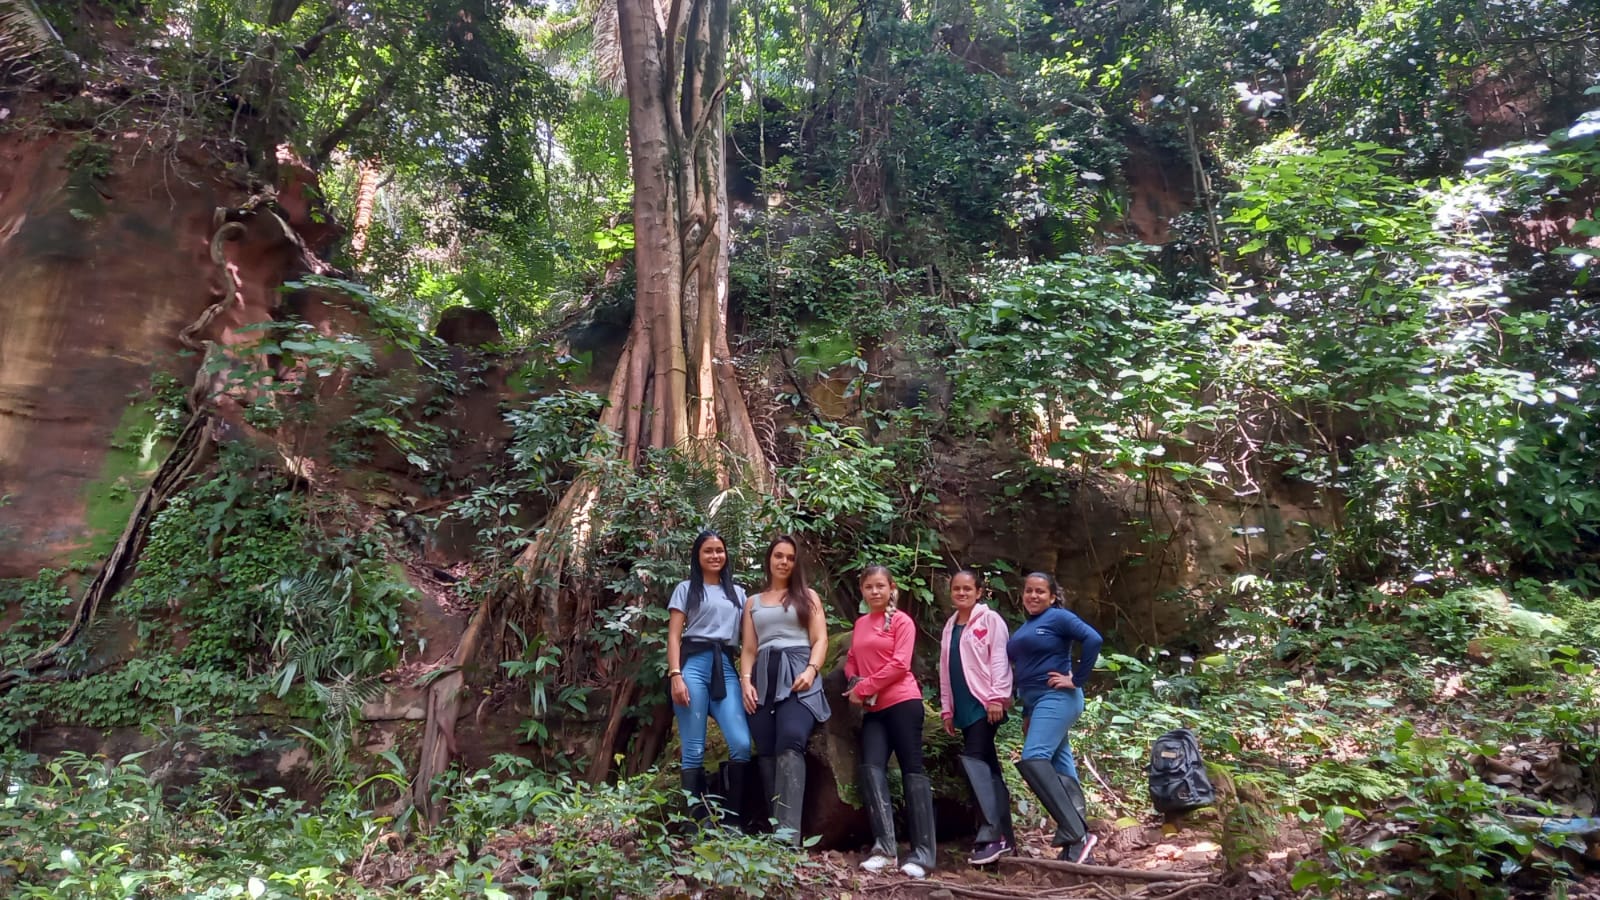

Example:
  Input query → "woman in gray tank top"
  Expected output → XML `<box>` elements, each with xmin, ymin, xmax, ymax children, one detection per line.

<box><xmin>738</xmin><ymin>535</ymin><xmax>830</xmax><ymax>846</ymax></box>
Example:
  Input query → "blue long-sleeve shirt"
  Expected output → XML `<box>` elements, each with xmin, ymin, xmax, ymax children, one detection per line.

<box><xmin>1007</xmin><ymin>607</ymin><xmax>1103</xmax><ymax>705</ymax></box>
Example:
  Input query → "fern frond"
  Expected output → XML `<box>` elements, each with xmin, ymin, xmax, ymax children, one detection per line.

<box><xmin>313</xmin><ymin>673</ymin><xmax>385</xmax><ymax>721</ymax></box>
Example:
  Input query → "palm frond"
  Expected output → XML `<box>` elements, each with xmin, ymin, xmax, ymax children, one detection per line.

<box><xmin>0</xmin><ymin>0</ymin><xmax>79</xmax><ymax>87</ymax></box>
<box><xmin>509</xmin><ymin>9</ymin><xmax>592</xmax><ymax>48</ymax></box>
<box><xmin>592</xmin><ymin>0</ymin><xmax>624</xmax><ymax>95</ymax></box>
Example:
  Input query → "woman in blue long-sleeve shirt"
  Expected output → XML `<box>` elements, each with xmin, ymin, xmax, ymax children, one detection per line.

<box><xmin>1007</xmin><ymin>571</ymin><xmax>1103</xmax><ymax>863</ymax></box>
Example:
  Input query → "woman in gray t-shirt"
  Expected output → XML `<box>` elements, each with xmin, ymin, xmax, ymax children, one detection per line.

<box><xmin>738</xmin><ymin>535</ymin><xmax>830</xmax><ymax>845</ymax></box>
<box><xmin>666</xmin><ymin>530</ymin><xmax>752</xmax><ymax>827</ymax></box>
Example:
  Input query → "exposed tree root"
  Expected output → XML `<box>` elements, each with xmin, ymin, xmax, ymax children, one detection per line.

<box><xmin>996</xmin><ymin>857</ymin><xmax>1209</xmax><ymax>883</ymax></box>
<box><xmin>0</xmin><ymin>408</ymin><xmax>215</xmax><ymax>694</ymax></box>
<box><xmin>586</xmin><ymin>676</ymin><xmax>638</xmax><ymax>783</ymax></box>
<box><xmin>923</xmin><ymin>879</ymin><xmax>1098</xmax><ymax>899</ymax></box>
<box><xmin>408</xmin><ymin>0</ymin><xmax>777</xmax><ymax>819</ymax></box>
<box><xmin>1129</xmin><ymin>880</ymin><xmax>1219</xmax><ymax>900</ymax></box>
<box><xmin>411</xmin><ymin>337</ymin><xmax>636</xmax><ymax>820</ymax></box>
<box><xmin>0</xmin><ymin>195</ymin><xmax>326</xmax><ymax>697</ymax></box>
<box><xmin>410</xmin><ymin>583</ymin><xmax>501</xmax><ymax>818</ymax></box>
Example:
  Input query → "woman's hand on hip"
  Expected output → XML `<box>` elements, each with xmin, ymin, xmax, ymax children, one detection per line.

<box><xmin>1046</xmin><ymin>671</ymin><xmax>1076</xmax><ymax>690</ymax></box>
<box><xmin>670</xmin><ymin>673</ymin><xmax>691</xmax><ymax>707</ymax></box>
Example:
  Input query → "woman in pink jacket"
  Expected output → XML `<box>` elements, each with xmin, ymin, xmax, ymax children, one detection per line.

<box><xmin>939</xmin><ymin>569</ymin><xmax>1015</xmax><ymax>865</ymax></box>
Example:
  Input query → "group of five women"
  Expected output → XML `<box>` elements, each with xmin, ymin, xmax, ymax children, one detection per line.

<box><xmin>665</xmin><ymin>530</ymin><xmax>1104</xmax><ymax>878</ymax></box>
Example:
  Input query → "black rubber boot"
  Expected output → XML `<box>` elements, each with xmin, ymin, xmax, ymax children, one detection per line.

<box><xmin>757</xmin><ymin>756</ymin><xmax>778</xmax><ymax>832</ymax></box>
<box><xmin>857</xmin><ymin>765</ymin><xmax>897</xmax><ymax>869</ymax></box>
<box><xmin>960</xmin><ymin>756</ymin><xmax>1006</xmax><ymax>844</ymax></box>
<box><xmin>1059</xmin><ymin>771</ymin><xmax>1088</xmax><ymax>825</ymax></box>
<box><xmin>1057</xmin><ymin>771</ymin><xmax>1096</xmax><ymax>862</ymax></box>
<box><xmin>996</xmin><ymin>769</ymin><xmax>1017</xmax><ymax>848</ymax></box>
<box><xmin>901</xmin><ymin>772</ymin><xmax>938</xmax><ymax>877</ymax></box>
<box><xmin>681</xmin><ymin>766</ymin><xmax>710</xmax><ymax>822</ymax></box>
<box><xmin>774</xmin><ymin>750</ymin><xmax>806</xmax><ymax>846</ymax></box>
<box><xmin>721</xmin><ymin>760</ymin><xmax>750</xmax><ymax>832</ymax></box>
<box><xmin>1016</xmin><ymin>759</ymin><xmax>1087</xmax><ymax>849</ymax></box>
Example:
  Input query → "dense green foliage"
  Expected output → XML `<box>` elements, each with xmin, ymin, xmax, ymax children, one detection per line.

<box><xmin>1077</xmin><ymin>576</ymin><xmax>1600</xmax><ymax>895</ymax></box>
<box><xmin>6</xmin><ymin>0</ymin><xmax>1600</xmax><ymax>895</ymax></box>
<box><xmin>0</xmin><ymin>750</ymin><xmax>805</xmax><ymax>898</ymax></box>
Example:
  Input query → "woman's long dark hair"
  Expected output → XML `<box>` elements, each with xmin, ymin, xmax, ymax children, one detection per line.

<box><xmin>687</xmin><ymin>529</ymin><xmax>739</xmax><ymax>615</ymax></box>
<box><xmin>761</xmin><ymin>534</ymin><xmax>814</xmax><ymax>629</ymax></box>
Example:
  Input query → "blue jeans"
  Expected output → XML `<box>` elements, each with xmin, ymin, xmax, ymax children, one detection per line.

<box><xmin>1021</xmin><ymin>688</ymin><xmax>1084</xmax><ymax>780</ymax></box>
<box><xmin>674</xmin><ymin>650</ymin><xmax>752</xmax><ymax>768</ymax></box>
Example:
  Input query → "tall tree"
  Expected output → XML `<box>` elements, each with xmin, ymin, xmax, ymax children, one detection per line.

<box><xmin>606</xmin><ymin>0</ymin><xmax>766</xmax><ymax>469</ymax></box>
<box><xmin>412</xmin><ymin>0</ymin><xmax>768</xmax><ymax>815</ymax></box>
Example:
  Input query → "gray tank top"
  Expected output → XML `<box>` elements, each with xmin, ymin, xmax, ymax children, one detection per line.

<box><xmin>749</xmin><ymin>594</ymin><xmax>811</xmax><ymax>650</ymax></box>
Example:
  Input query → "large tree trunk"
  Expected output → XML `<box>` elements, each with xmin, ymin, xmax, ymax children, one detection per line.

<box><xmin>610</xmin><ymin>0</ymin><xmax>767</xmax><ymax>472</ymax></box>
<box><xmin>409</xmin><ymin>0</ymin><xmax>772</xmax><ymax>821</ymax></box>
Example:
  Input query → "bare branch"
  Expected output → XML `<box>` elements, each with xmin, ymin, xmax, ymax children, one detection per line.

<box><xmin>309</xmin><ymin>67</ymin><xmax>401</xmax><ymax>167</ymax></box>
<box><xmin>997</xmin><ymin>857</ymin><xmax>1212</xmax><ymax>884</ymax></box>
<box><xmin>293</xmin><ymin>5</ymin><xmax>348</xmax><ymax>61</ymax></box>
<box><xmin>267</xmin><ymin>0</ymin><xmax>306</xmax><ymax>28</ymax></box>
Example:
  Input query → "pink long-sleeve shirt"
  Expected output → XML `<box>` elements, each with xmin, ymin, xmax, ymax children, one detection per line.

<box><xmin>938</xmin><ymin>603</ymin><xmax>1013</xmax><ymax>720</ymax></box>
<box><xmin>844</xmin><ymin>609</ymin><xmax>922</xmax><ymax>710</ymax></box>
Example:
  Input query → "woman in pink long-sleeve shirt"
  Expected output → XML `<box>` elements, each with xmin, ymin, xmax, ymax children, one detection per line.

<box><xmin>938</xmin><ymin>568</ymin><xmax>1014</xmax><ymax>866</ymax></box>
<box><xmin>844</xmin><ymin>566</ymin><xmax>936</xmax><ymax>878</ymax></box>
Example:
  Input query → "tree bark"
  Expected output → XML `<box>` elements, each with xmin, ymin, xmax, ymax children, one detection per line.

<box><xmin>348</xmin><ymin>160</ymin><xmax>380</xmax><ymax>260</ymax></box>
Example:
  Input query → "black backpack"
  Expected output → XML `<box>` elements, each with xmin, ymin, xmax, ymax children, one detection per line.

<box><xmin>1146</xmin><ymin>728</ymin><xmax>1215</xmax><ymax>814</ymax></box>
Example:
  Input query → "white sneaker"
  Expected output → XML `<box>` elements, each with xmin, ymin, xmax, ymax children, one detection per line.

<box><xmin>900</xmin><ymin>861</ymin><xmax>928</xmax><ymax>879</ymax></box>
<box><xmin>860</xmin><ymin>853</ymin><xmax>895</xmax><ymax>872</ymax></box>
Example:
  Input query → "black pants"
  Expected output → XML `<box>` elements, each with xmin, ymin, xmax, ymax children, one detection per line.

<box><xmin>962</xmin><ymin>715</ymin><xmax>1007</xmax><ymax>803</ymax></box>
<box><xmin>860</xmin><ymin>698</ymin><xmax>925</xmax><ymax>775</ymax></box>
<box><xmin>961</xmin><ymin>716</ymin><xmax>1003</xmax><ymax>769</ymax></box>
<box><xmin>751</xmin><ymin>696</ymin><xmax>817</xmax><ymax>756</ymax></box>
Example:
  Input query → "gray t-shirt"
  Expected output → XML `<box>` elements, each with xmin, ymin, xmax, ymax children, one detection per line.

<box><xmin>749</xmin><ymin>593</ymin><xmax>812</xmax><ymax>650</ymax></box>
<box><xmin>669</xmin><ymin>580</ymin><xmax>746</xmax><ymax>642</ymax></box>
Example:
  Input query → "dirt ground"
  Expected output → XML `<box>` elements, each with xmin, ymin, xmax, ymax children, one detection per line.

<box><xmin>789</xmin><ymin>818</ymin><xmax>1600</xmax><ymax>900</ymax></box>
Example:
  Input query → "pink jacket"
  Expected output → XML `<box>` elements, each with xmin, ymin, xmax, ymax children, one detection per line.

<box><xmin>939</xmin><ymin>603</ymin><xmax>1013</xmax><ymax>720</ymax></box>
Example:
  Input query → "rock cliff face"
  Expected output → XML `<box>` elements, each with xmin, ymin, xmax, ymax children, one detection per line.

<box><xmin>0</xmin><ymin>130</ymin><xmax>214</xmax><ymax>577</ymax></box>
<box><xmin>0</xmin><ymin>116</ymin><xmax>1322</xmax><ymax>624</ymax></box>
<box><xmin>0</xmin><ymin>114</ymin><xmax>336</xmax><ymax>579</ymax></box>
<box><xmin>933</xmin><ymin>442</ymin><xmax>1334</xmax><ymax>647</ymax></box>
